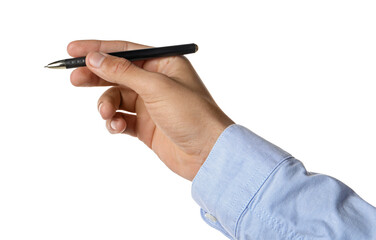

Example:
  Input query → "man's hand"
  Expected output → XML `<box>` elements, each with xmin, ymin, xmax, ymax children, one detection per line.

<box><xmin>67</xmin><ymin>40</ymin><xmax>234</xmax><ymax>181</ymax></box>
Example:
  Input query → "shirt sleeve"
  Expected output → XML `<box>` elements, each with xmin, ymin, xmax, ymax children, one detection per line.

<box><xmin>191</xmin><ymin>124</ymin><xmax>376</xmax><ymax>240</ymax></box>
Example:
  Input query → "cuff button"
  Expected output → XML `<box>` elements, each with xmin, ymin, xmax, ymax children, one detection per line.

<box><xmin>204</xmin><ymin>213</ymin><xmax>217</xmax><ymax>223</ymax></box>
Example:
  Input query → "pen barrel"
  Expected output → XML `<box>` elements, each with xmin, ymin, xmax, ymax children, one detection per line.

<box><xmin>109</xmin><ymin>43</ymin><xmax>198</xmax><ymax>61</ymax></box>
<box><xmin>65</xmin><ymin>57</ymin><xmax>86</xmax><ymax>69</ymax></box>
<box><xmin>63</xmin><ymin>43</ymin><xmax>197</xmax><ymax>69</ymax></box>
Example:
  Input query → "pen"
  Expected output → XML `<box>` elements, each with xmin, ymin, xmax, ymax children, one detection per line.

<box><xmin>45</xmin><ymin>43</ymin><xmax>198</xmax><ymax>69</ymax></box>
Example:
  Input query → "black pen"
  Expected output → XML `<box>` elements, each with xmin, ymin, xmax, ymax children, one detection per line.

<box><xmin>45</xmin><ymin>43</ymin><xmax>198</xmax><ymax>69</ymax></box>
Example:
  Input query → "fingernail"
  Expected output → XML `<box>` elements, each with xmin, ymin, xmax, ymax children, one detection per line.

<box><xmin>88</xmin><ymin>52</ymin><xmax>105</xmax><ymax>68</ymax></box>
<box><xmin>98</xmin><ymin>103</ymin><xmax>103</xmax><ymax>113</ymax></box>
<box><xmin>111</xmin><ymin>119</ymin><xmax>119</xmax><ymax>131</ymax></box>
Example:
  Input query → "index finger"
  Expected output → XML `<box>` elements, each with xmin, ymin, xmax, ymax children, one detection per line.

<box><xmin>67</xmin><ymin>40</ymin><xmax>151</xmax><ymax>57</ymax></box>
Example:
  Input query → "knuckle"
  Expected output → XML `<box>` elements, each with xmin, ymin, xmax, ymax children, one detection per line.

<box><xmin>111</xmin><ymin>58</ymin><xmax>133</xmax><ymax>76</ymax></box>
<box><xmin>169</xmin><ymin>56</ymin><xmax>189</xmax><ymax>68</ymax></box>
<box><xmin>174</xmin><ymin>56</ymin><xmax>189</xmax><ymax>65</ymax></box>
<box><xmin>144</xmin><ymin>74</ymin><xmax>171</xmax><ymax>93</ymax></box>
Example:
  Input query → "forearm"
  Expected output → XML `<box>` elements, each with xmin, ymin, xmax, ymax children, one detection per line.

<box><xmin>192</xmin><ymin>124</ymin><xmax>376</xmax><ymax>239</ymax></box>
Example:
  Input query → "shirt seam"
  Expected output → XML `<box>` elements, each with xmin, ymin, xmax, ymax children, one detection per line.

<box><xmin>234</xmin><ymin>155</ymin><xmax>294</xmax><ymax>238</ymax></box>
<box><xmin>253</xmin><ymin>208</ymin><xmax>307</xmax><ymax>240</ymax></box>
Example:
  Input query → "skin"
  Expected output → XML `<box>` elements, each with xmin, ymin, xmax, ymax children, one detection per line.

<box><xmin>67</xmin><ymin>40</ymin><xmax>234</xmax><ymax>181</ymax></box>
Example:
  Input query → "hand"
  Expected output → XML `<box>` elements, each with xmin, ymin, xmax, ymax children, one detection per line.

<box><xmin>67</xmin><ymin>40</ymin><xmax>234</xmax><ymax>181</ymax></box>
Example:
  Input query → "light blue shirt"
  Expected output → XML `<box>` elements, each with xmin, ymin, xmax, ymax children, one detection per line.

<box><xmin>192</xmin><ymin>124</ymin><xmax>376</xmax><ymax>239</ymax></box>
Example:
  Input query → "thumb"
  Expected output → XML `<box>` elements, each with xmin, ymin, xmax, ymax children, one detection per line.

<box><xmin>86</xmin><ymin>52</ymin><xmax>165</xmax><ymax>95</ymax></box>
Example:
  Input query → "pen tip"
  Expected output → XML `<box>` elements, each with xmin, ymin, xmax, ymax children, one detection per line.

<box><xmin>44</xmin><ymin>60</ymin><xmax>66</xmax><ymax>69</ymax></box>
<box><xmin>194</xmin><ymin>44</ymin><xmax>199</xmax><ymax>52</ymax></box>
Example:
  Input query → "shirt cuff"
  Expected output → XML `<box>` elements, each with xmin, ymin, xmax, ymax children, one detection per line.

<box><xmin>191</xmin><ymin>124</ymin><xmax>292</xmax><ymax>239</ymax></box>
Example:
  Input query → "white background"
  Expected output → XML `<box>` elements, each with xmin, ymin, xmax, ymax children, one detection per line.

<box><xmin>0</xmin><ymin>0</ymin><xmax>375</xmax><ymax>239</ymax></box>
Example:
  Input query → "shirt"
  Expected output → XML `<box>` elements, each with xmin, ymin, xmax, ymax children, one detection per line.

<box><xmin>192</xmin><ymin>124</ymin><xmax>376</xmax><ymax>239</ymax></box>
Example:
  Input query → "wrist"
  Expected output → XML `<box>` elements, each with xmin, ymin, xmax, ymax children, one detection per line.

<box><xmin>194</xmin><ymin>117</ymin><xmax>234</xmax><ymax>179</ymax></box>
